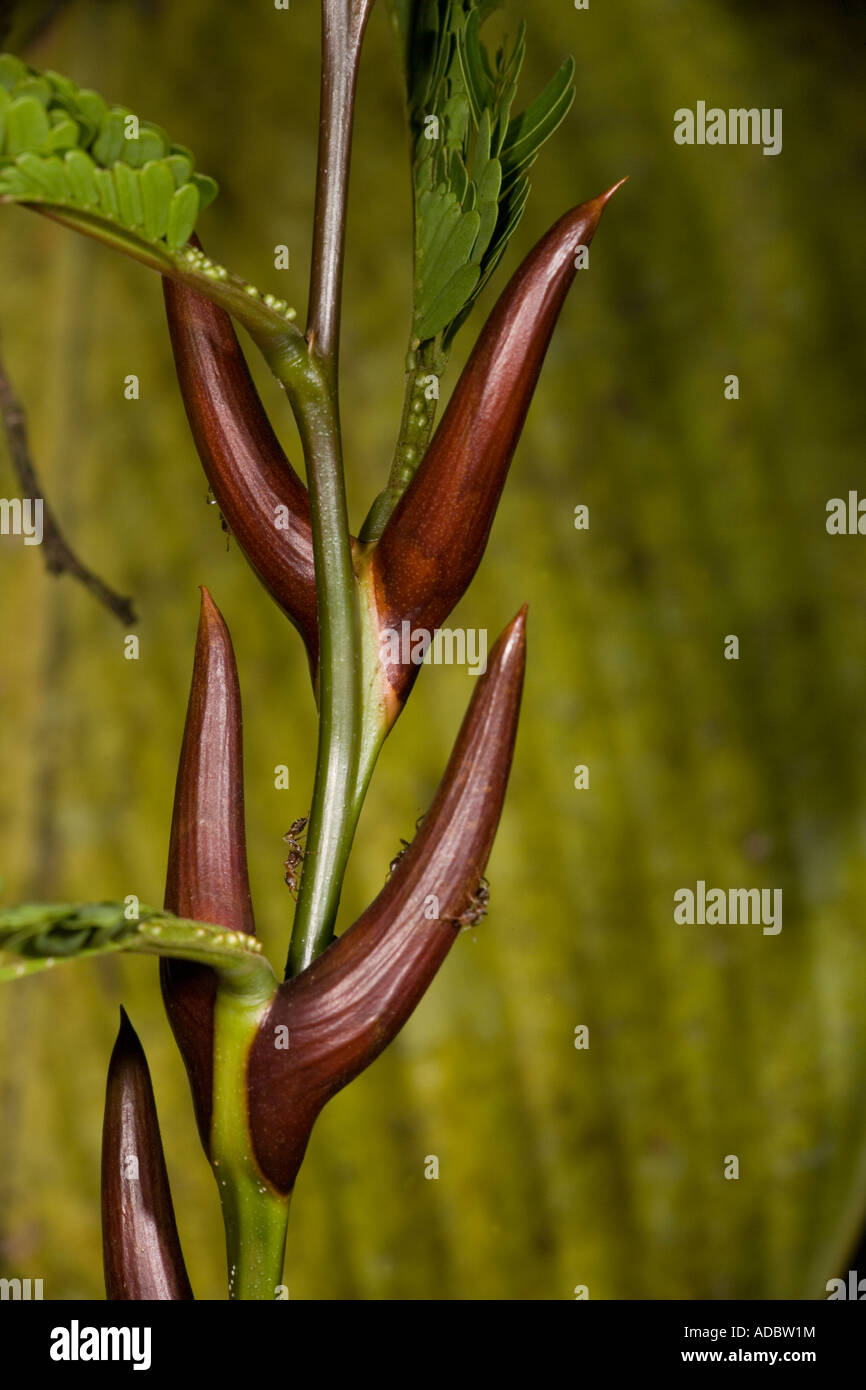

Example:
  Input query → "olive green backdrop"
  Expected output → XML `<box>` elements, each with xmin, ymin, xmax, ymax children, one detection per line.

<box><xmin>1</xmin><ymin>0</ymin><xmax>864</xmax><ymax>1299</ymax></box>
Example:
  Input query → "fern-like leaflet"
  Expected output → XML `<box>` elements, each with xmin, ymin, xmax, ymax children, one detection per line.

<box><xmin>0</xmin><ymin>51</ymin><xmax>217</xmax><ymax>255</ymax></box>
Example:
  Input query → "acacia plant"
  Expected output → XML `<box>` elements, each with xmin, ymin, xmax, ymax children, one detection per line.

<box><xmin>0</xmin><ymin>0</ymin><xmax>622</xmax><ymax>1299</ymax></box>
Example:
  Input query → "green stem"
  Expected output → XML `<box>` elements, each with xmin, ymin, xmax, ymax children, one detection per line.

<box><xmin>209</xmin><ymin>973</ymin><xmax>289</xmax><ymax>1301</ymax></box>
<box><xmin>271</xmin><ymin>1</ymin><xmax>374</xmax><ymax>978</ymax></box>
<box><xmin>359</xmin><ymin>338</ymin><xmax>445</xmax><ymax>541</ymax></box>
<box><xmin>266</xmin><ymin>349</ymin><xmax>361</xmax><ymax>979</ymax></box>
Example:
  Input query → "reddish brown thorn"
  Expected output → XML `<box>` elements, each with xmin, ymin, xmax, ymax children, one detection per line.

<box><xmin>371</xmin><ymin>183</ymin><xmax>624</xmax><ymax>706</ymax></box>
<box><xmin>163</xmin><ymin>253</ymin><xmax>319</xmax><ymax>672</ymax></box>
<box><xmin>246</xmin><ymin>608</ymin><xmax>527</xmax><ymax>1194</ymax></box>
<box><xmin>102</xmin><ymin>1008</ymin><xmax>194</xmax><ymax>1301</ymax></box>
<box><xmin>161</xmin><ymin>587</ymin><xmax>254</xmax><ymax>1152</ymax></box>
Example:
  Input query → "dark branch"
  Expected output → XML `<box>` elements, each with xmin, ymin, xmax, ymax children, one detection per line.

<box><xmin>0</xmin><ymin>338</ymin><xmax>137</xmax><ymax>625</ymax></box>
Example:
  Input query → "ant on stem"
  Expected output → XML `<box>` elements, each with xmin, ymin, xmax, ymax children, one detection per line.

<box><xmin>282</xmin><ymin>817</ymin><xmax>308</xmax><ymax>900</ymax></box>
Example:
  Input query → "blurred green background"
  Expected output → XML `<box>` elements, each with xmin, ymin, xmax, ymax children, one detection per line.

<box><xmin>1</xmin><ymin>0</ymin><xmax>865</xmax><ymax>1300</ymax></box>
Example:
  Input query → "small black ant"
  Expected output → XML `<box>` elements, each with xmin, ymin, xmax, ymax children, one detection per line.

<box><xmin>282</xmin><ymin>817</ymin><xmax>308</xmax><ymax>899</ymax></box>
<box><xmin>456</xmin><ymin>877</ymin><xmax>490</xmax><ymax>930</ymax></box>
<box><xmin>388</xmin><ymin>814</ymin><xmax>426</xmax><ymax>879</ymax></box>
<box><xmin>389</xmin><ymin>839</ymin><xmax>410</xmax><ymax>876</ymax></box>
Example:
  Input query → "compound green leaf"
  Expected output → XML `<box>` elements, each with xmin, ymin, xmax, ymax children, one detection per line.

<box><xmin>0</xmin><ymin>53</ymin><xmax>219</xmax><ymax>262</ymax></box>
<box><xmin>405</xmin><ymin>5</ymin><xmax>575</xmax><ymax>349</ymax></box>
<box><xmin>0</xmin><ymin>902</ymin><xmax>276</xmax><ymax>996</ymax></box>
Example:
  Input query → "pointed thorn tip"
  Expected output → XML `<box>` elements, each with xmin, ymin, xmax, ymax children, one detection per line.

<box><xmin>601</xmin><ymin>176</ymin><xmax>629</xmax><ymax>204</ymax></box>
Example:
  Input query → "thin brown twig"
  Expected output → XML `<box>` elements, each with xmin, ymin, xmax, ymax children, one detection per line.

<box><xmin>0</xmin><ymin>340</ymin><xmax>137</xmax><ymax>625</ymax></box>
